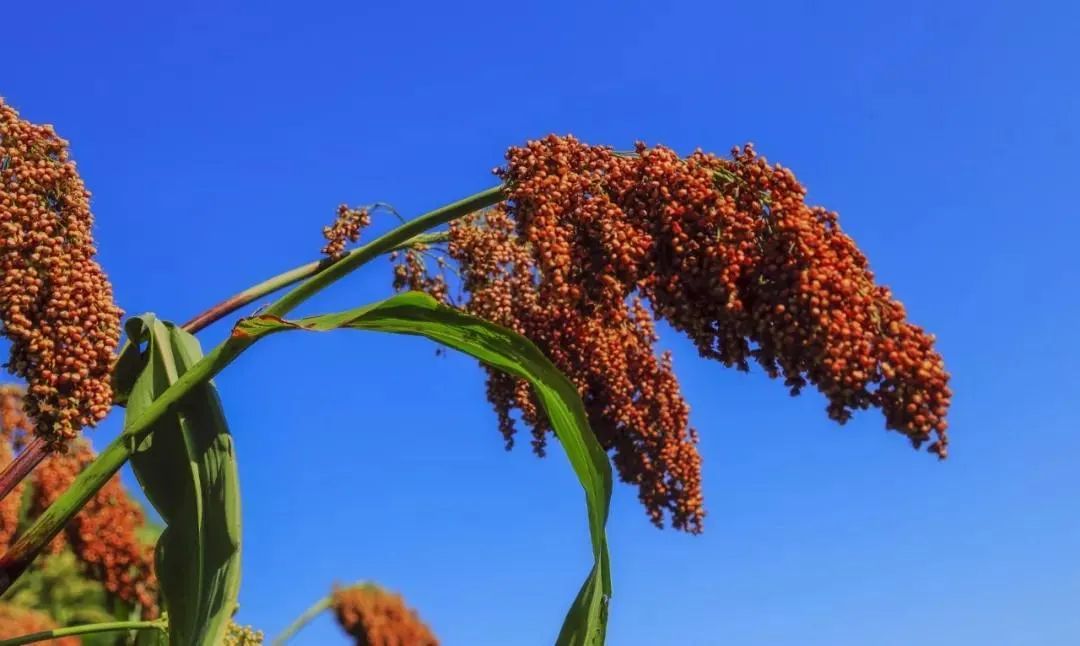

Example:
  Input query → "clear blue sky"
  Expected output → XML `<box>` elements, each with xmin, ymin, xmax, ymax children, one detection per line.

<box><xmin>3</xmin><ymin>2</ymin><xmax>1078</xmax><ymax>644</ymax></box>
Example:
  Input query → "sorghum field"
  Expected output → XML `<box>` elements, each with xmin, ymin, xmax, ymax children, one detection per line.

<box><xmin>1</xmin><ymin>3</ymin><xmax>1076</xmax><ymax>645</ymax></box>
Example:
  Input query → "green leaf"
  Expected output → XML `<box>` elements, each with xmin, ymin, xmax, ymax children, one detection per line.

<box><xmin>235</xmin><ymin>291</ymin><xmax>613</xmax><ymax>645</ymax></box>
<box><xmin>119</xmin><ymin>315</ymin><xmax>242</xmax><ymax>646</ymax></box>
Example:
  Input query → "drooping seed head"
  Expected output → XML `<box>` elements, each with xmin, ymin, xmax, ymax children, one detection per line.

<box><xmin>0</xmin><ymin>98</ymin><xmax>123</xmax><ymax>447</ymax></box>
<box><xmin>395</xmin><ymin>135</ymin><xmax>952</xmax><ymax>533</ymax></box>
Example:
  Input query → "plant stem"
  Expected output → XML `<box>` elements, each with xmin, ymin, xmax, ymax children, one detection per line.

<box><xmin>0</xmin><ymin>437</ymin><xmax>45</xmax><ymax>505</ymax></box>
<box><xmin>182</xmin><ymin>228</ymin><xmax>456</xmax><ymax>334</ymax></box>
<box><xmin>0</xmin><ymin>338</ymin><xmax>249</xmax><ymax>589</ymax></box>
<box><xmin>264</xmin><ymin>185</ymin><xmax>504</xmax><ymax>317</ymax></box>
<box><xmin>0</xmin><ymin>185</ymin><xmax>505</xmax><ymax>594</ymax></box>
<box><xmin>0</xmin><ymin>201</ymin><xmax>468</xmax><ymax>503</ymax></box>
<box><xmin>0</xmin><ymin>261</ymin><xmax>325</xmax><ymax>497</ymax></box>
<box><xmin>0</xmin><ymin>619</ymin><xmax>166</xmax><ymax>646</ymax></box>
<box><xmin>182</xmin><ymin>258</ymin><xmax>330</xmax><ymax>333</ymax></box>
<box><xmin>271</xmin><ymin>595</ymin><xmax>334</xmax><ymax>645</ymax></box>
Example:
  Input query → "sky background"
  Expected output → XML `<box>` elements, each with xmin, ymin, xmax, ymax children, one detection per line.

<box><xmin>3</xmin><ymin>1</ymin><xmax>1079</xmax><ymax>644</ymax></box>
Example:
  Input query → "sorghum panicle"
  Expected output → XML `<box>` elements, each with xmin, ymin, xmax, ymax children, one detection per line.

<box><xmin>30</xmin><ymin>439</ymin><xmax>158</xmax><ymax>616</ymax></box>
<box><xmin>396</xmin><ymin>135</ymin><xmax>951</xmax><ymax>533</ymax></box>
<box><xmin>0</xmin><ymin>98</ymin><xmax>123</xmax><ymax>447</ymax></box>
<box><xmin>225</xmin><ymin>622</ymin><xmax>265</xmax><ymax>645</ymax></box>
<box><xmin>331</xmin><ymin>584</ymin><xmax>438</xmax><ymax>646</ymax></box>
<box><xmin>321</xmin><ymin>204</ymin><xmax>372</xmax><ymax>258</ymax></box>
<box><xmin>0</xmin><ymin>601</ymin><xmax>79</xmax><ymax>644</ymax></box>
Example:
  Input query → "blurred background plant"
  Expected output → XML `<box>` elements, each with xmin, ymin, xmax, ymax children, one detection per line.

<box><xmin>1</xmin><ymin>385</ymin><xmax>159</xmax><ymax>645</ymax></box>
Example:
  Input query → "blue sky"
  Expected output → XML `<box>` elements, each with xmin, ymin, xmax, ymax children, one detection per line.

<box><xmin>3</xmin><ymin>1</ymin><xmax>1079</xmax><ymax>644</ymax></box>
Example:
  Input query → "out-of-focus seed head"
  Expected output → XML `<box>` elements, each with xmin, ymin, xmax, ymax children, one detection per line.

<box><xmin>1</xmin><ymin>385</ymin><xmax>30</xmax><ymax>549</ymax></box>
<box><xmin>0</xmin><ymin>384</ymin><xmax>32</xmax><ymax>449</ymax></box>
<box><xmin>321</xmin><ymin>204</ymin><xmax>372</xmax><ymax>258</ymax></box>
<box><xmin>396</xmin><ymin>135</ymin><xmax>952</xmax><ymax>533</ymax></box>
<box><xmin>0</xmin><ymin>439</ymin><xmax>22</xmax><ymax>550</ymax></box>
<box><xmin>0</xmin><ymin>98</ymin><xmax>123</xmax><ymax>447</ymax></box>
<box><xmin>331</xmin><ymin>583</ymin><xmax>438</xmax><ymax>646</ymax></box>
<box><xmin>224</xmin><ymin>622</ymin><xmax>265</xmax><ymax>645</ymax></box>
<box><xmin>31</xmin><ymin>438</ymin><xmax>158</xmax><ymax>617</ymax></box>
<box><xmin>0</xmin><ymin>601</ymin><xmax>80</xmax><ymax>644</ymax></box>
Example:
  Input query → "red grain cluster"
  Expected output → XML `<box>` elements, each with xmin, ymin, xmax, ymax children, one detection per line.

<box><xmin>625</xmin><ymin>143</ymin><xmax>951</xmax><ymax>450</ymax></box>
<box><xmin>396</xmin><ymin>135</ymin><xmax>951</xmax><ymax>533</ymax></box>
<box><xmin>0</xmin><ymin>98</ymin><xmax>122</xmax><ymax>447</ymax></box>
<box><xmin>331</xmin><ymin>584</ymin><xmax>438</xmax><ymax>646</ymax></box>
<box><xmin>436</xmin><ymin>205</ymin><xmax>702</xmax><ymax>530</ymax></box>
<box><xmin>322</xmin><ymin>204</ymin><xmax>372</xmax><ymax>258</ymax></box>
<box><xmin>0</xmin><ymin>601</ymin><xmax>80</xmax><ymax>644</ymax></box>
<box><xmin>31</xmin><ymin>439</ymin><xmax>157</xmax><ymax>616</ymax></box>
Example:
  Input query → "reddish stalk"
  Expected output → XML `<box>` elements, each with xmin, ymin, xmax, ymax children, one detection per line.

<box><xmin>182</xmin><ymin>231</ymin><xmax>449</xmax><ymax>334</ymax></box>
<box><xmin>0</xmin><ymin>437</ymin><xmax>46</xmax><ymax>506</ymax></box>
<box><xmin>181</xmin><ymin>258</ymin><xmax>330</xmax><ymax>334</ymax></box>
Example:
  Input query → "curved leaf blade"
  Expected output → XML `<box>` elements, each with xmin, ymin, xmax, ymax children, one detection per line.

<box><xmin>235</xmin><ymin>291</ymin><xmax>613</xmax><ymax>645</ymax></box>
<box><xmin>120</xmin><ymin>315</ymin><xmax>242</xmax><ymax>646</ymax></box>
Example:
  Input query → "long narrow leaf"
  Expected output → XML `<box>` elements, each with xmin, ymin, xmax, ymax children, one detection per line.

<box><xmin>118</xmin><ymin>315</ymin><xmax>243</xmax><ymax>646</ymax></box>
<box><xmin>234</xmin><ymin>291</ymin><xmax>613</xmax><ymax>645</ymax></box>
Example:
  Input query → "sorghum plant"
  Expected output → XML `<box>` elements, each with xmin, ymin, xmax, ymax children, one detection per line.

<box><xmin>0</xmin><ymin>93</ymin><xmax>950</xmax><ymax>646</ymax></box>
